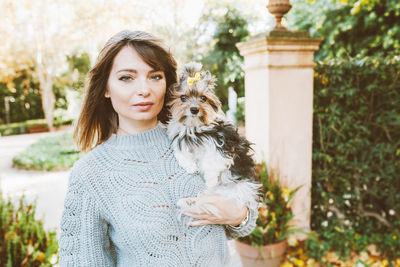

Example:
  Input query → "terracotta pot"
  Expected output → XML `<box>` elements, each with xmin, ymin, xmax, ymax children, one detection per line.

<box><xmin>235</xmin><ymin>239</ymin><xmax>287</xmax><ymax>267</ymax></box>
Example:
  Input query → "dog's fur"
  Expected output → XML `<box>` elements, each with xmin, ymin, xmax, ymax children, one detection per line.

<box><xmin>167</xmin><ymin>62</ymin><xmax>261</xmax><ymax>217</ymax></box>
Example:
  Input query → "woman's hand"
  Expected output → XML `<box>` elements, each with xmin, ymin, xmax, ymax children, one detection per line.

<box><xmin>178</xmin><ymin>195</ymin><xmax>248</xmax><ymax>227</ymax></box>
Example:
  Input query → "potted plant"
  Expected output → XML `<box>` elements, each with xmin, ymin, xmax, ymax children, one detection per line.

<box><xmin>235</xmin><ymin>162</ymin><xmax>300</xmax><ymax>267</ymax></box>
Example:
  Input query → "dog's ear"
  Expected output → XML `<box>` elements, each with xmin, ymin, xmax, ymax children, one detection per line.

<box><xmin>169</xmin><ymin>82</ymin><xmax>181</xmax><ymax>92</ymax></box>
<box><xmin>203</xmin><ymin>70</ymin><xmax>217</xmax><ymax>91</ymax></box>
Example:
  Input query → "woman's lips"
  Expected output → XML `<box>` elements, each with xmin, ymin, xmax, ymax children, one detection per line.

<box><xmin>133</xmin><ymin>102</ymin><xmax>153</xmax><ymax>111</ymax></box>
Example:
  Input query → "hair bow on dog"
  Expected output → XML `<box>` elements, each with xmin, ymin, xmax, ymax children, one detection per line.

<box><xmin>187</xmin><ymin>72</ymin><xmax>201</xmax><ymax>86</ymax></box>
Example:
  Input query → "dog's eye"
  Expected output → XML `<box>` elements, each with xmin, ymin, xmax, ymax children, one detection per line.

<box><xmin>200</xmin><ymin>96</ymin><xmax>207</xmax><ymax>102</ymax></box>
<box><xmin>180</xmin><ymin>95</ymin><xmax>188</xmax><ymax>102</ymax></box>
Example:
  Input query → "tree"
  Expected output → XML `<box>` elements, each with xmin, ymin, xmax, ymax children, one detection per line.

<box><xmin>198</xmin><ymin>8</ymin><xmax>250</xmax><ymax>111</ymax></box>
<box><xmin>288</xmin><ymin>0</ymin><xmax>400</xmax><ymax>59</ymax></box>
<box><xmin>0</xmin><ymin>0</ymin><xmax>152</xmax><ymax>129</ymax></box>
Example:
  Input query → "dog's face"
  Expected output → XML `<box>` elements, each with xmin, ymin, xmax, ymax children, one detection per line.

<box><xmin>168</xmin><ymin>66</ymin><xmax>222</xmax><ymax>127</ymax></box>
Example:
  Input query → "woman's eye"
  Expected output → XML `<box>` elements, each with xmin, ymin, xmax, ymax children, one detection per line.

<box><xmin>200</xmin><ymin>96</ymin><xmax>207</xmax><ymax>102</ymax></box>
<box><xmin>119</xmin><ymin>76</ymin><xmax>132</xmax><ymax>82</ymax></box>
<box><xmin>150</xmin><ymin>74</ymin><xmax>163</xmax><ymax>80</ymax></box>
<box><xmin>180</xmin><ymin>95</ymin><xmax>188</xmax><ymax>102</ymax></box>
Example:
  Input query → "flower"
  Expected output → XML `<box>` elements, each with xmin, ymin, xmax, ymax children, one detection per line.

<box><xmin>50</xmin><ymin>255</ymin><xmax>58</xmax><ymax>264</ymax></box>
<box><xmin>306</xmin><ymin>258</ymin><xmax>316</xmax><ymax>266</ymax></box>
<box><xmin>187</xmin><ymin>72</ymin><xmax>201</xmax><ymax>86</ymax></box>
<box><xmin>36</xmin><ymin>252</ymin><xmax>45</xmax><ymax>262</ymax></box>
<box><xmin>259</xmin><ymin>204</ymin><xmax>268</xmax><ymax>221</ymax></box>
<box><xmin>282</xmin><ymin>187</ymin><xmax>291</xmax><ymax>202</ymax></box>
<box><xmin>27</xmin><ymin>241</ymin><xmax>34</xmax><ymax>255</ymax></box>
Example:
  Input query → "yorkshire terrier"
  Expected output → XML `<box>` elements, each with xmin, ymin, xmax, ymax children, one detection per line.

<box><xmin>167</xmin><ymin>62</ymin><xmax>261</xmax><ymax>217</ymax></box>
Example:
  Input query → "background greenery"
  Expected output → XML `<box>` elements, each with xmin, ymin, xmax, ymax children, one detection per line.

<box><xmin>12</xmin><ymin>132</ymin><xmax>83</xmax><ymax>171</ymax></box>
<box><xmin>0</xmin><ymin>193</ymin><xmax>58</xmax><ymax>266</ymax></box>
<box><xmin>197</xmin><ymin>8</ymin><xmax>249</xmax><ymax>111</ymax></box>
<box><xmin>0</xmin><ymin>51</ymin><xmax>90</xmax><ymax>126</ymax></box>
<box><xmin>308</xmin><ymin>56</ymin><xmax>400</xmax><ymax>260</ymax></box>
<box><xmin>289</xmin><ymin>0</ymin><xmax>400</xmax><ymax>59</ymax></box>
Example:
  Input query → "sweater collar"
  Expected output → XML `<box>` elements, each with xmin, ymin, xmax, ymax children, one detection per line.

<box><xmin>104</xmin><ymin>122</ymin><xmax>169</xmax><ymax>148</ymax></box>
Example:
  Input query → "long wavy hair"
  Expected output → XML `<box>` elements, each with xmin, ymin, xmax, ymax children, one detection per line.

<box><xmin>74</xmin><ymin>30</ymin><xmax>177</xmax><ymax>152</ymax></box>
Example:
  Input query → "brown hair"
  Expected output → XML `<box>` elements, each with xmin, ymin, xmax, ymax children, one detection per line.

<box><xmin>74</xmin><ymin>30</ymin><xmax>177</xmax><ymax>152</ymax></box>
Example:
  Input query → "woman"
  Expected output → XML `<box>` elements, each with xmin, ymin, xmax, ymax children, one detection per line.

<box><xmin>59</xmin><ymin>30</ymin><xmax>258</xmax><ymax>267</ymax></box>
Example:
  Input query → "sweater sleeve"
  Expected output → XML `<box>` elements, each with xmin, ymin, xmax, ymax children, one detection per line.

<box><xmin>225</xmin><ymin>203</ymin><xmax>258</xmax><ymax>240</ymax></box>
<box><xmin>59</xmin><ymin>167</ymin><xmax>115</xmax><ymax>267</ymax></box>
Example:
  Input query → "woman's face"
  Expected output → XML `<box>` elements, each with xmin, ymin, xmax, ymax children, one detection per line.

<box><xmin>105</xmin><ymin>45</ymin><xmax>166</xmax><ymax>133</ymax></box>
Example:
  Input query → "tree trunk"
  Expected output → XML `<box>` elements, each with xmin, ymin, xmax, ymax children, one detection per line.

<box><xmin>40</xmin><ymin>81</ymin><xmax>55</xmax><ymax>131</ymax></box>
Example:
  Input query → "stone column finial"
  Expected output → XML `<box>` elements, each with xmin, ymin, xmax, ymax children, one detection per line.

<box><xmin>267</xmin><ymin>0</ymin><xmax>292</xmax><ymax>31</ymax></box>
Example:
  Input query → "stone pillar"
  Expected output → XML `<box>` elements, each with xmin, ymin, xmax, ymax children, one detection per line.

<box><xmin>237</xmin><ymin>30</ymin><xmax>322</xmax><ymax>234</ymax></box>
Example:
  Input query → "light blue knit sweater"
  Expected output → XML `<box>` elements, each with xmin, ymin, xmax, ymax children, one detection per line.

<box><xmin>59</xmin><ymin>123</ymin><xmax>258</xmax><ymax>267</ymax></box>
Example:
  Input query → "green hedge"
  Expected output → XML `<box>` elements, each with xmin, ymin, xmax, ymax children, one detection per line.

<box><xmin>310</xmin><ymin>56</ymin><xmax>400</xmax><ymax>259</ymax></box>
<box><xmin>0</xmin><ymin>192</ymin><xmax>58</xmax><ymax>266</ymax></box>
<box><xmin>12</xmin><ymin>131</ymin><xmax>82</xmax><ymax>171</ymax></box>
<box><xmin>0</xmin><ymin>118</ymin><xmax>73</xmax><ymax>136</ymax></box>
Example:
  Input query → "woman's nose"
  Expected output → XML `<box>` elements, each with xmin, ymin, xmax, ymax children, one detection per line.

<box><xmin>135</xmin><ymin>78</ymin><xmax>150</xmax><ymax>96</ymax></box>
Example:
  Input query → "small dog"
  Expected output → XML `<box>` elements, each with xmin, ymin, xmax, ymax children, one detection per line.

<box><xmin>167</xmin><ymin>62</ymin><xmax>261</xmax><ymax>217</ymax></box>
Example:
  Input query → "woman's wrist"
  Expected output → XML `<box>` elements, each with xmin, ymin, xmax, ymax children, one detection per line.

<box><xmin>228</xmin><ymin>207</ymin><xmax>249</xmax><ymax>230</ymax></box>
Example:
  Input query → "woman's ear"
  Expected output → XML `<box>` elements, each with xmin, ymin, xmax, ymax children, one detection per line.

<box><xmin>104</xmin><ymin>88</ymin><xmax>110</xmax><ymax>98</ymax></box>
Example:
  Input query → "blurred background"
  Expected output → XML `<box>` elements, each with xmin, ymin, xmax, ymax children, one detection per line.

<box><xmin>0</xmin><ymin>0</ymin><xmax>399</xmax><ymax>266</ymax></box>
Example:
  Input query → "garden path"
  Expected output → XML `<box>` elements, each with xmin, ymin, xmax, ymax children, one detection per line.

<box><xmin>0</xmin><ymin>128</ymin><xmax>242</xmax><ymax>266</ymax></box>
<box><xmin>0</xmin><ymin>128</ymin><xmax>71</xmax><ymax>234</ymax></box>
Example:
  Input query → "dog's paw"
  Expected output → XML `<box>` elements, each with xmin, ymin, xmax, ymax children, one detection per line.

<box><xmin>182</xmin><ymin>164</ymin><xmax>199</xmax><ymax>175</ymax></box>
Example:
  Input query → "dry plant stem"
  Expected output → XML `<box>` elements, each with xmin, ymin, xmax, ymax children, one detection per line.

<box><xmin>318</xmin><ymin>116</ymin><xmax>325</xmax><ymax>153</ymax></box>
<box><xmin>354</xmin><ymin>175</ymin><xmax>393</xmax><ymax>229</ymax></box>
<box><xmin>327</xmin><ymin>205</ymin><xmax>345</xmax><ymax>221</ymax></box>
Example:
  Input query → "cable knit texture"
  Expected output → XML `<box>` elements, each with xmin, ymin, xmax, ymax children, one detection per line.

<box><xmin>59</xmin><ymin>123</ymin><xmax>258</xmax><ymax>267</ymax></box>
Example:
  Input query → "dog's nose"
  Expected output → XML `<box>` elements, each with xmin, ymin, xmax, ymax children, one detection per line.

<box><xmin>190</xmin><ymin>107</ymin><xmax>199</xmax><ymax>114</ymax></box>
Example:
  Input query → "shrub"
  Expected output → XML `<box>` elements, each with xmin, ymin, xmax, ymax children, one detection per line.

<box><xmin>12</xmin><ymin>131</ymin><xmax>83</xmax><ymax>171</ymax></box>
<box><xmin>0</xmin><ymin>118</ymin><xmax>72</xmax><ymax>136</ymax></box>
<box><xmin>0</xmin><ymin>192</ymin><xmax>58</xmax><ymax>266</ymax></box>
<box><xmin>0</xmin><ymin>69</ymin><xmax>44</xmax><ymax>124</ymax></box>
<box><xmin>238</xmin><ymin>162</ymin><xmax>299</xmax><ymax>246</ymax></box>
<box><xmin>311</xmin><ymin>55</ymin><xmax>400</xmax><ymax>259</ymax></box>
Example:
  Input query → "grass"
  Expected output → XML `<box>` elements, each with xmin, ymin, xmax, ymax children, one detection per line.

<box><xmin>12</xmin><ymin>131</ymin><xmax>83</xmax><ymax>171</ymax></box>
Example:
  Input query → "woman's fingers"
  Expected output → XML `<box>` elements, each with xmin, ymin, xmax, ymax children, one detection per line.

<box><xmin>188</xmin><ymin>219</ymin><xmax>212</xmax><ymax>226</ymax></box>
<box><xmin>183</xmin><ymin>211</ymin><xmax>215</xmax><ymax>220</ymax></box>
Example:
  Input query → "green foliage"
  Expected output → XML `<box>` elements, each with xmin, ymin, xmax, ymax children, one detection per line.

<box><xmin>235</xmin><ymin>97</ymin><xmax>245</xmax><ymax>125</ymax></box>
<box><xmin>12</xmin><ymin>131</ymin><xmax>83</xmax><ymax>171</ymax></box>
<box><xmin>311</xmin><ymin>55</ymin><xmax>400</xmax><ymax>258</ymax></box>
<box><xmin>199</xmin><ymin>8</ymin><xmax>249</xmax><ymax>111</ymax></box>
<box><xmin>0</xmin><ymin>118</ymin><xmax>73</xmax><ymax>136</ymax></box>
<box><xmin>0</xmin><ymin>51</ymin><xmax>90</xmax><ymax>126</ymax></box>
<box><xmin>53</xmin><ymin>51</ymin><xmax>91</xmax><ymax>108</ymax></box>
<box><xmin>65</xmin><ymin>51</ymin><xmax>91</xmax><ymax>95</ymax></box>
<box><xmin>0</xmin><ymin>68</ymin><xmax>44</xmax><ymax>124</ymax></box>
<box><xmin>0</xmin><ymin>192</ymin><xmax>58</xmax><ymax>266</ymax></box>
<box><xmin>238</xmin><ymin>162</ymin><xmax>299</xmax><ymax>246</ymax></box>
<box><xmin>289</xmin><ymin>0</ymin><xmax>400</xmax><ymax>59</ymax></box>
